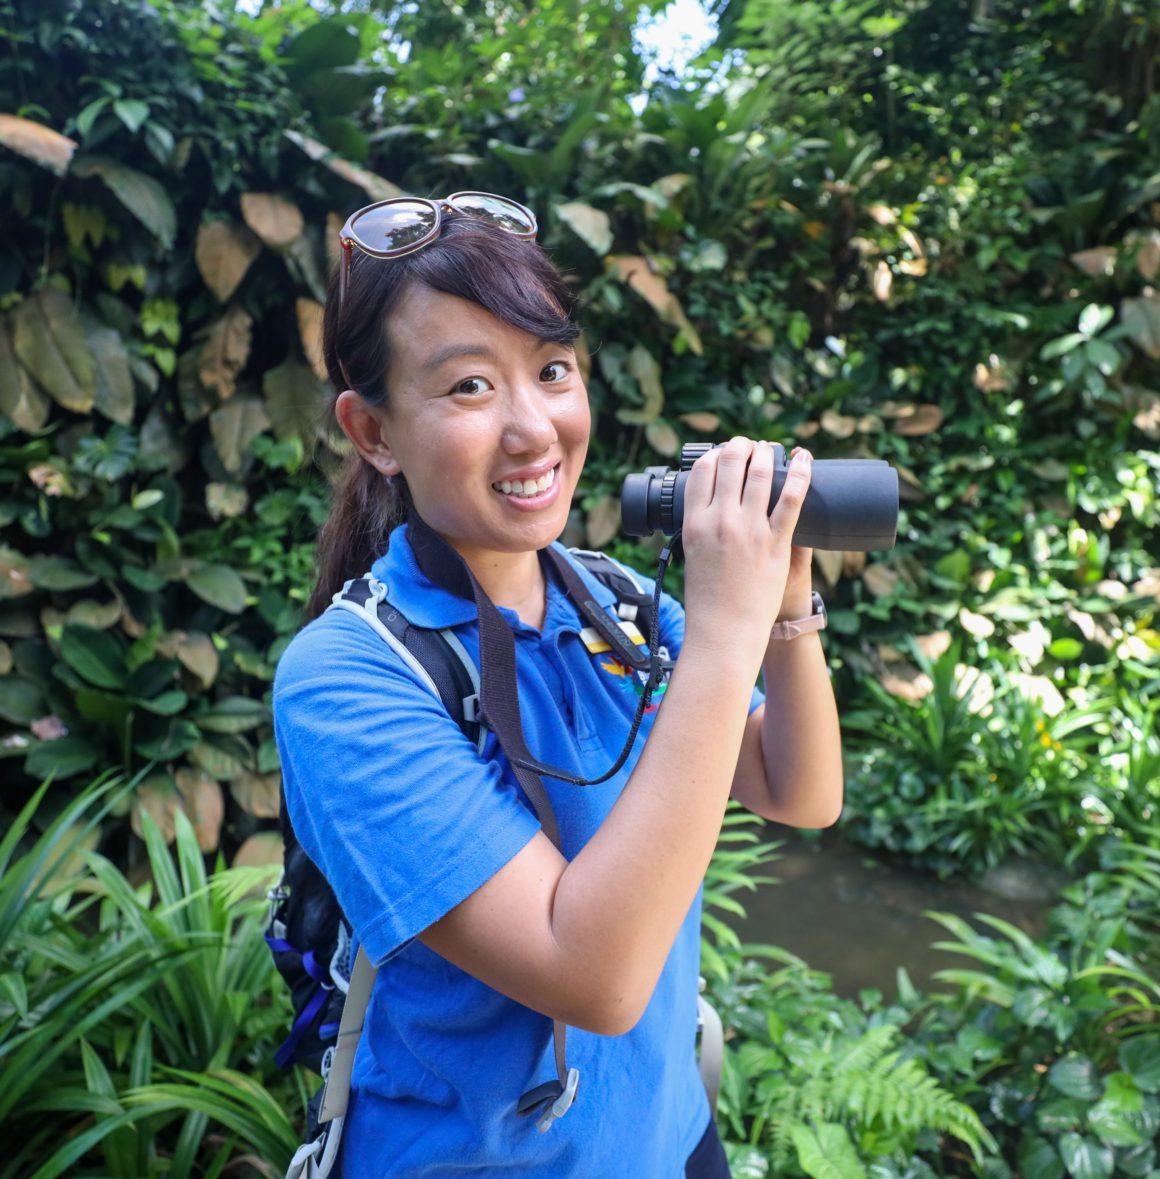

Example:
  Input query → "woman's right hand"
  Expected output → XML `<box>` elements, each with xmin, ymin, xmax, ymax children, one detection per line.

<box><xmin>679</xmin><ymin>436</ymin><xmax>813</xmax><ymax>675</ymax></box>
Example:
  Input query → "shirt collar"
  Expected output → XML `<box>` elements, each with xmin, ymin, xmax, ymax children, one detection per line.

<box><xmin>369</xmin><ymin>521</ymin><xmax>618</xmax><ymax>632</ymax></box>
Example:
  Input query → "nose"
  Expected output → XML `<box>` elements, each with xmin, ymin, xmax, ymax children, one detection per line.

<box><xmin>500</xmin><ymin>376</ymin><xmax>559</xmax><ymax>456</ymax></box>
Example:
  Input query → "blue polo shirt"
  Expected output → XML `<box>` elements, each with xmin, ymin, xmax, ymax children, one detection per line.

<box><xmin>272</xmin><ymin>521</ymin><xmax>764</xmax><ymax>1177</ymax></box>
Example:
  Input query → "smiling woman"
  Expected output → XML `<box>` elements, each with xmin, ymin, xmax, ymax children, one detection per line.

<box><xmin>303</xmin><ymin>212</ymin><xmax>586</xmax><ymax>627</ymax></box>
<box><xmin>273</xmin><ymin>200</ymin><xmax>765</xmax><ymax>1178</ymax></box>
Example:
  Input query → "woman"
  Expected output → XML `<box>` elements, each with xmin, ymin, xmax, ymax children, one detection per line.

<box><xmin>273</xmin><ymin>193</ymin><xmax>844</xmax><ymax>1177</ymax></box>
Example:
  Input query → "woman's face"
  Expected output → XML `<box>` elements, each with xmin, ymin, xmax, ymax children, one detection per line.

<box><xmin>372</xmin><ymin>284</ymin><xmax>591</xmax><ymax>562</ymax></box>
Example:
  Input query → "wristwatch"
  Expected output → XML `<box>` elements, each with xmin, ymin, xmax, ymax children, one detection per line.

<box><xmin>770</xmin><ymin>590</ymin><xmax>827</xmax><ymax>641</ymax></box>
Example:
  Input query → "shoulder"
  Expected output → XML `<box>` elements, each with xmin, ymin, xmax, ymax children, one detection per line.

<box><xmin>272</xmin><ymin>602</ymin><xmax>426</xmax><ymax>706</ymax></box>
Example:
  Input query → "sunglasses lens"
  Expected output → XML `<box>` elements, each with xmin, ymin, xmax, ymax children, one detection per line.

<box><xmin>349</xmin><ymin>199</ymin><xmax>437</xmax><ymax>253</ymax></box>
<box><xmin>449</xmin><ymin>193</ymin><xmax>536</xmax><ymax>234</ymax></box>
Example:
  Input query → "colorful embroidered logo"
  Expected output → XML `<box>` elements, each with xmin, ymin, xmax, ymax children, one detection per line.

<box><xmin>583</xmin><ymin>621</ymin><xmax>669</xmax><ymax>714</ymax></box>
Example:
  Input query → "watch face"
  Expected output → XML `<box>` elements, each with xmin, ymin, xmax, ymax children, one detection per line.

<box><xmin>813</xmin><ymin>591</ymin><xmax>827</xmax><ymax>622</ymax></box>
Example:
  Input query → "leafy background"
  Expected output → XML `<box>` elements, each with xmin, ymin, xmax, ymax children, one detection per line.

<box><xmin>0</xmin><ymin>0</ymin><xmax>1157</xmax><ymax>1175</ymax></box>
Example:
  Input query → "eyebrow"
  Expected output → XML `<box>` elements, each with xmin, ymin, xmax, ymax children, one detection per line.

<box><xmin>419</xmin><ymin>337</ymin><xmax>561</xmax><ymax>376</ymax></box>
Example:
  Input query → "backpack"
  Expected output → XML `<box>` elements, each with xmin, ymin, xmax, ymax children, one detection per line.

<box><xmin>266</xmin><ymin>547</ymin><xmax>722</xmax><ymax>1173</ymax></box>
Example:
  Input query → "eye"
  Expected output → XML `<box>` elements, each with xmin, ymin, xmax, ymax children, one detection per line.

<box><xmin>451</xmin><ymin>376</ymin><xmax>493</xmax><ymax>397</ymax></box>
<box><xmin>542</xmin><ymin>360</ymin><xmax>572</xmax><ymax>383</ymax></box>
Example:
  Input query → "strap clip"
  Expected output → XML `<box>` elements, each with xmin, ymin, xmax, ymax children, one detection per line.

<box><xmin>535</xmin><ymin>1067</ymin><xmax>580</xmax><ymax>1132</ymax></box>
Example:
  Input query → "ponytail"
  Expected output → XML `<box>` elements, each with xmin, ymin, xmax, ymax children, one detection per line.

<box><xmin>302</xmin><ymin>456</ymin><xmax>407</xmax><ymax>626</ymax></box>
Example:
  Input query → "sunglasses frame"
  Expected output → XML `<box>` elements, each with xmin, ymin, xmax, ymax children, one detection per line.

<box><xmin>337</xmin><ymin>190</ymin><xmax>538</xmax><ymax>318</ymax></box>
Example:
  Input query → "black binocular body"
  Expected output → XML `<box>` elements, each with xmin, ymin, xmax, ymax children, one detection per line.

<box><xmin>620</xmin><ymin>442</ymin><xmax>898</xmax><ymax>553</ymax></box>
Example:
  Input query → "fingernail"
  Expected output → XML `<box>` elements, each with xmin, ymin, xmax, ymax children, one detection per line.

<box><xmin>794</xmin><ymin>449</ymin><xmax>812</xmax><ymax>465</ymax></box>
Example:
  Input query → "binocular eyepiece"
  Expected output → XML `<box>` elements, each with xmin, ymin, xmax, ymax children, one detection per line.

<box><xmin>621</xmin><ymin>441</ymin><xmax>898</xmax><ymax>552</ymax></box>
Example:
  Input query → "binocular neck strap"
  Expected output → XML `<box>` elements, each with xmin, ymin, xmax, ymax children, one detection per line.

<box><xmin>402</xmin><ymin>500</ymin><xmax>579</xmax><ymax>1124</ymax></box>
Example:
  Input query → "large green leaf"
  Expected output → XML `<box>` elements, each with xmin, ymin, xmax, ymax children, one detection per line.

<box><xmin>790</xmin><ymin>1122</ymin><xmax>866</xmax><ymax>1179</ymax></box>
<box><xmin>0</xmin><ymin>676</ymin><xmax>44</xmax><ymax>724</ymax></box>
<box><xmin>0</xmin><ymin>315</ymin><xmax>50</xmax><ymax>431</ymax></box>
<box><xmin>26</xmin><ymin>556</ymin><xmax>99</xmax><ymax>592</ymax></box>
<box><xmin>262</xmin><ymin>358</ymin><xmax>326</xmax><ymax>443</ymax></box>
<box><xmin>11</xmin><ymin>289</ymin><xmax>95</xmax><ymax>413</ymax></box>
<box><xmin>209</xmin><ymin>394</ymin><xmax>270</xmax><ymax>475</ymax></box>
<box><xmin>71</xmin><ymin>155</ymin><xmax>177</xmax><ymax>249</ymax></box>
<box><xmin>87</xmin><ymin>322</ymin><xmax>135</xmax><ymax>424</ymax></box>
<box><xmin>195</xmin><ymin>696</ymin><xmax>268</xmax><ymax>734</ymax></box>
<box><xmin>186</xmin><ymin>563</ymin><xmax>247</xmax><ymax>614</ymax></box>
<box><xmin>59</xmin><ymin>624</ymin><xmax>128</xmax><ymax>690</ymax></box>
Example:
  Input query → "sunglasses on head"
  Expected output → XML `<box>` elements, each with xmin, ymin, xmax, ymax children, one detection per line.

<box><xmin>335</xmin><ymin>191</ymin><xmax>538</xmax><ymax>389</ymax></box>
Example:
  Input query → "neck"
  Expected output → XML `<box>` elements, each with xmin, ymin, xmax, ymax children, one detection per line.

<box><xmin>402</xmin><ymin>497</ymin><xmax>548</xmax><ymax>617</ymax></box>
<box><xmin>453</xmin><ymin>545</ymin><xmax>546</xmax><ymax>615</ymax></box>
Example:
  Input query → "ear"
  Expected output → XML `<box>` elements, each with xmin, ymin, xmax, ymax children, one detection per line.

<box><xmin>335</xmin><ymin>389</ymin><xmax>401</xmax><ymax>477</ymax></box>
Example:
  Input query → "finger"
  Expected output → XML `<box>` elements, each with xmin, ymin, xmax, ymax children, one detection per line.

<box><xmin>682</xmin><ymin>445</ymin><xmax>723</xmax><ymax>518</ymax></box>
<box><xmin>769</xmin><ymin>446</ymin><xmax>812</xmax><ymax>542</ymax></box>
<box><xmin>741</xmin><ymin>439</ymin><xmax>774</xmax><ymax>516</ymax></box>
<box><xmin>712</xmin><ymin>435</ymin><xmax>755</xmax><ymax>509</ymax></box>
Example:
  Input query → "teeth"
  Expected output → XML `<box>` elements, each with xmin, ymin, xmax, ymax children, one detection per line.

<box><xmin>493</xmin><ymin>466</ymin><xmax>556</xmax><ymax>497</ymax></box>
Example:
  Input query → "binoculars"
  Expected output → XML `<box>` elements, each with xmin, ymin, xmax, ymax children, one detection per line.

<box><xmin>621</xmin><ymin>441</ymin><xmax>898</xmax><ymax>553</ymax></box>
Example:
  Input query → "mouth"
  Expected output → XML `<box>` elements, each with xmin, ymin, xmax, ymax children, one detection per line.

<box><xmin>490</xmin><ymin>462</ymin><xmax>562</xmax><ymax>511</ymax></box>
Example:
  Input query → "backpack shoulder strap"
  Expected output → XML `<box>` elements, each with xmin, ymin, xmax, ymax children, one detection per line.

<box><xmin>566</xmin><ymin>547</ymin><xmax>659</xmax><ymax>640</ymax></box>
<box><xmin>327</xmin><ymin>574</ymin><xmax>486</xmax><ymax>756</ymax></box>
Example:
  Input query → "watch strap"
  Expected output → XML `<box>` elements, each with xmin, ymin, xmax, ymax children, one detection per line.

<box><xmin>770</xmin><ymin>590</ymin><xmax>827</xmax><ymax>641</ymax></box>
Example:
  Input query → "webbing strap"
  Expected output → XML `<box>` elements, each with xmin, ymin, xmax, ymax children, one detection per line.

<box><xmin>318</xmin><ymin>944</ymin><xmax>376</xmax><ymax>1125</ymax></box>
<box><xmin>406</xmin><ymin>506</ymin><xmax>579</xmax><ymax>1125</ymax></box>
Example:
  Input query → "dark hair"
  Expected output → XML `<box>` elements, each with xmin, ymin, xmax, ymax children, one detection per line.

<box><xmin>302</xmin><ymin>209</ymin><xmax>583</xmax><ymax>625</ymax></box>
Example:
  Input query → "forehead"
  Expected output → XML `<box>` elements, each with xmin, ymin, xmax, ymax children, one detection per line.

<box><xmin>388</xmin><ymin>284</ymin><xmax>545</xmax><ymax>366</ymax></box>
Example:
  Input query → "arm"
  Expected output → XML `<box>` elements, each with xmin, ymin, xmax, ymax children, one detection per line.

<box><xmin>422</xmin><ymin>437</ymin><xmax>818</xmax><ymax>1036</ymax></box>
<box><xmin>727</xmin><ymin>629</ymin><xmax>844</xmax><ymax>828</ymax></box>
<box><xmin>419</xmin><ymin>642</ymin><xmax>756</xmax><ymax>1036</ymax></box>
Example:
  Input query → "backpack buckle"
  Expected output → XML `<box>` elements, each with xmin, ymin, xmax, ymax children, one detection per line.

<box><xmin>535</xmin><ymin>1067</ymin><xmax>580</xmax><ymax>1132</ymax></box>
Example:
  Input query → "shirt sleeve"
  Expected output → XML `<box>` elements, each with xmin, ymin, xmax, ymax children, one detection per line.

<box><xmin>609</xmin><ymin>558</ymin><xmax>765</xmax><ymax>717</ymax></box>
<box><xmin>272</xmin><ymin>609</ymin><xmax>543</xmax><ymax>969</ymax></box>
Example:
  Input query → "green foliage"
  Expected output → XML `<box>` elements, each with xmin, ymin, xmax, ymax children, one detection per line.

<box><xmin>0</xmin><ymin>772</ymin><xmax>303</xmax><ymax>1177</ymax></box>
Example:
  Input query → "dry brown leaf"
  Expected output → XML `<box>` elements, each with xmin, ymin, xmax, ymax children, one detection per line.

<box><xmin>1070</xmin><ymin>247</ymin><xmax>1117</xmax><ymax>277</ymax></box>
<box><xmin>326</xmin><ymin>212</ymin><xmax>344</xmax><ymax>273</ymax></box>
<box><xmin>131</xmin><ymin>774</ymin><xmax>180</xmax><ymax>844</ymax></box>
<box><xmin>0</xmin><ymin>113</ymin><xmax>76</xmax><ymax>175</ymax></box>
<box><xmin>175</xmin><ymin>767</ymin><xmax>224</xmax><ymax>852</ymax></box>
<box><xmin>880</xmin><ymin>665</ymin><xmax>934</xmax><ymax>702</ymax></box>
<box><xmin>176</xmin><ymin>631</ymin><xmax>219</xmax><ymax>689</ymax></box>
<box><xmin>233</xmin><ymin>831</ymin><xmax>284</xmax><ymax>870</ymax></box>
<box><xmin>872</xmin><ymin>260</ymin><xmax>893</xmax><ymax>302</ymax></box>
<box><xmin>862</xmin><ymin>563</ymin><xmax>900</xmax><ymax>598</ymax></box>
<box><xmin>241</xmin><ymin>192</ymin><xmax>304</xmax><ymax>249</ymax></box>
<box><xmin>956</xmin><ymin>665</ymin><xmax>995</xmax><ymax>715</ymax></box>
<box><xmin>283</xmin><ymin>130</ymin><xmax>404</xmax><ymax>203</ymax></box>
<box><xmin>842</xmin><ymin>550</ymin><xmax>867</xmax><ymax>579</ymax></box>
<box><xmin>820</xmin><ymin>409</ymin><xmax>857</xmax><ymax>438</ymax></box>
<box><xmin>586</xmin><ymin>495</ymin><xmax>621</xmax><ymax>548</ymax></box>
<box><xmin>198</xmin><ymin>305</ymin><xmax>253</xmax><ymax>401</ymax></box>
<box><xmin>645</xmin><ymin>420</ymin><xmax>680</xmax><ymax>456</ymax></box>
<box><xmin>892</xmin><ymin>403</ymin><xmax>944</xmax><ymax>436</ymax></box>
<box><xmin>813</xmin><ymin>549</ymin><xmax>844</xmax><ymax>587</ymax></box>
<box><xmin>605</xmin><ymin>255</ymin><xmax>703</xmax><ymax>355</ymax></box>
<box><xmin>792</xmin><ymin>420</ymin><xmax>821</xmax><ymax>439</ymax></box>
<box><xmin>914</xmin><ymin>631</ymin><xmax>952</xmax><ymax>661</ymax></box>
<box><xmin>1125</xmin><ymin>229</ymin><xmax>1160</xmax><ymax>280</ymax></box>
<box><xmin>856</xmin><ymin>413</ymin><xmax>884</xmax><ymax>433</ymax></box>
<box><xmin>898</xmin><ymin>226</ymin><xmax>925</xmax><ymax>257</ymax></box>
<box><xmin>866</xmin><ymin>204</ymin><xmax>896</xmax><ymax>226</ymax></box>
<box><xmin>897</xmin><ymin>258</ymin><xmax>928</xmax><ymax>276</ymax></box>
<box><xmin>679</xmin><ymin>411</ymin><xmax>720</xmax><ymax>432</ymax></box>
<box><xmin>959</xmin><ymin>606</ymin><xmax>995</xmax><ymax>637</ymax></box>
<box><xmin>232</xmin><ymin>771</ymin><xmax>282</xmax><ymax>819</ymax></box>
<box><xmin>296</xmin><ymin>298</ymin><xmax>326</xmax><ymax>379</ymax></box>
<box><xmin>195</xmin><ymin>220</ymin><xmax>262</xmax><ymax>302</ymax></box>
